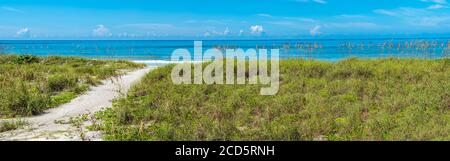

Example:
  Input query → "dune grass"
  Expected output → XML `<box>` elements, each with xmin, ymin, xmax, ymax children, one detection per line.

<box><xmin>95</xmin><ymin>58</ymin><xmax>450</xmax><ymax>141</ymax></box>
<box><xmin>0</xmin><ymin>120</ymin><xmax>28</xmax><ymax>133</ymax></box>
<box><xmin>0</xmin><ymin>54</ymin><xmax>145</xmax><ymax>118</ymax></box>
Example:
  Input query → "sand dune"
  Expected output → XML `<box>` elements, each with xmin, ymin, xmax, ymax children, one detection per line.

<box><xmin>0</xmin><ymin>67</ymin><xmax>154</xmax><ymax>141</ymax></box>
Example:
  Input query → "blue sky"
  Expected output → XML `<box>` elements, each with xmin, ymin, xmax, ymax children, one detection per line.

<box><xmin>1</xmin><ymin>0</ymin><xmax>450</xmax><ymax>39</ymax></box>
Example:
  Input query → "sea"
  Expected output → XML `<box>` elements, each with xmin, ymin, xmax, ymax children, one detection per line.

<box><xmin>1</xmin><ymin>38</ymin><xmax>449</xmax><ymax>66</ymax></box>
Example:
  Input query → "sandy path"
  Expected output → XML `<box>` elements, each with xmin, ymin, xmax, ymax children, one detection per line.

<box><xmin>0</xmin><ymin>67</ymin><xmax>154</xmax><ymax>141</ymax></box>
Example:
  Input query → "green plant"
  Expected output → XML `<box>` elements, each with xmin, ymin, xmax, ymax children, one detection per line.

<box><xmin>96</xmin><ymin>58</ymin><xmax>450</xmax><ymax>141</ymax></box>
<box><xmin>0</xmin><ymin>55</ymin><xmax>145</xmax><ymax>118</ymax></box>
<box><xmin>47</xmin><ymin>74</ymin><xmax>78</xmax><ymax>92</ymax></box>
<box><xmin>13</xmin><ymin>55</ymin><xmax>39</xmax><ymax>64</ymax></box>
<box><xmin>4</xmin><ymin>81</ymin><xmax>50</xmax><ymax>116</ymax></box>
<box><xmin>49</xmin><ymin>92</ymin><xmax>77</xmax><ymax>108</ymax></box>
<box><xmin>0</xmin><ymin>120</ymin><xmax>28</xmax><ymax>132</ymax></box>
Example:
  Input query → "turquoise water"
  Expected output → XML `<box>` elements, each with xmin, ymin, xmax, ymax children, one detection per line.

<box><xmin>1</xmin><ymin>39</ymin><xmax>449</xmax><ymax>64</ymax></box>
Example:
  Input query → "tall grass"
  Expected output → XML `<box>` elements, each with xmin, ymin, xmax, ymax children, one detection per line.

<box><xmin>0</xmin><ymin>55</ymin><xmax>145</xmax><ymax>118</ymax></box>
<box><xmin>96</xmin><ymin>58</ymin><xmax>450</xmax><ymax>141</ymax></box>
<box><xmin>0</xmin><ymin>120</ymin><xmax>28</xmax><ymax>132</ymax></box>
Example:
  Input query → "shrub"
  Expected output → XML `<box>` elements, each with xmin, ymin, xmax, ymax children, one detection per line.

<box><xmin>0</xmin><ymin>55</ymin><xmax>144</xmax><ymax>118</ymax></box>
<box><xmin>0</xmin><ymin>120</ymin><xmax>28</xmax><ymax>132</ymax></box>
<box><xmin>95</xmin><ymin>58</ymin><xmax>450</xmax><ymax>141</ymax></box>
<box><xmin>4</xmin><ymin>81</ymin><xmax>50</xmax><ymax>116</ymax></box>
<box><xmin>47</xmin><ymin>74</ymin><xmax>78</xmax><ymax>92</ymax></box>
<box><xmin>49</xmin><ymin>91</ymin><xmax>77</xmax><ymax>108</ymax></box>
<box><xmin>13</xmin><ymin>55</ymin><xmax>40</xmax><ymax>64</ymax></box>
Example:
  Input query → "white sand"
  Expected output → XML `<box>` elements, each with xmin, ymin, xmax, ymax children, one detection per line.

<box><xmin>0</xmin><ymin>67</ymin><xmax>154</xmax><ymax>141</ymax></box>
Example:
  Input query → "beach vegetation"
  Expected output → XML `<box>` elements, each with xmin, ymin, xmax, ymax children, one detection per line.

<box><xmin>0</xmin><ymin>120</ymin><xmax>28</xmax><ymax>133</ymax></box>
<box><xmin>0</xmin><ymin>54</ymin><xmax>145</xmax><ymax>118</ymax></box>
<box><xmin>95</xmin><ymin>58</ymin><xmax>450</xmax><ymax>141</ymax></box>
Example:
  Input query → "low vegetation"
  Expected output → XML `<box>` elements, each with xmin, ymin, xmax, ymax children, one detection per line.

<box><xmin>0</xmin><ymin>54</ymin><xmax>145</xmax><ymax>118</ymax></box>
<box><xmin>0</xmin><ymin>120</ymin><xmax>28</xmax><ymax>133</ymax></box>
<box><xmin>96</xmin><ymin>58</ymin><xmax>450</xmax><ymax>141</ymax></box>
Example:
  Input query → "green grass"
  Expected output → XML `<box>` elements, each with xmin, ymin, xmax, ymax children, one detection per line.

<box><xmin>95</xmin><ymin>58</ymin><xmax>450</xmax><ymax>141</ymax></box>
<box><xmin>0</xmin><ymin>120</ymin><xmax>28</xmax><ymax>133</ymax></box>
<box><xmin>0</xmin><ymin>54</ymin><xmax>145</xmax><ymax>118</ymax></box>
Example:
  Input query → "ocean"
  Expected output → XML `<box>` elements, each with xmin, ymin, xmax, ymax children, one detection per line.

<box><xmin>1</xmin><ymin>38</ymin><xmax>449</xmax><ymax>66</ymax></box>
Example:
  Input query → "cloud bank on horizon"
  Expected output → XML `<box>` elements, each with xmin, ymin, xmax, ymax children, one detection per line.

<box><xmin>0</xmin><ymin>0</ymin><xmax>450</xmax><ymax>39</ymax></box>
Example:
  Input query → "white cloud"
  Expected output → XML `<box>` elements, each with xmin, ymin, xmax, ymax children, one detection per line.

<box><xmin>223</xmin><ymin>27</ymin><xmax>230</xmax><ymax>35</ymax></box>
<box><xmin>427</xmin><ymin>4</ymin><xmax>447</xmax><ymax>9</ymax></box>
<box><xmin>1</xmin><ymin>6</ymin><xmax>23</xmax><ymax>13</ymax></box>
<box><xmin>418</xmin><ymin>16</ymin><xmax>450</xmax><ymax>26</ymax></box>
<box><xmin>16</xmin><ymin>28</ymin><xmax>31</xmax><ymax>38</ymax></box>
<box><xmin>312</xmin><ymin>0</ymin><xmax>327</xmax><ymax>4</ymax></box>
<box><xmin>374</xmin><ymin>8</ymin><xmax>427</xmax><ymax>17</ymax></box>
<box><xmin>374</xmin><ymin>6</ymin><xmax>450</xmax><ymax>27</ymax></box>
<box><xmin>203</xmin><ymin>32</ymin><xmax>211</xmax><ymax>37</ymax></box>
<box><xmin>421</xmin><ymin>0</ymin><xmax>449</xmax><ymax>9</ymax></box>
<box><xmin>203</xmin><ymin>27</ymin><xmax>231</xmax><ymax>37</ymax></box>
<box><xmin>335</xmin><ymin>14</ymin><xmax>368</xmax><ymax>19</ymax></box>
<box><xmin>250</xmin><ymin>25</ymin><xmax>264</xmax><ymax>34</ymax></box>
<box><xmin>120</xmin><ymin>23</ymin><xmax>174</xmax><ymax>29</ymax></box>
<box><xmin>325</xmin><ymin>22</ymin><xmax>380</xmax><ymax>29</ymax></box>
<box><xmin>294</xmin><ymin>0</ymin><xmax>327</xmax><ymax>4</ymax></box>
<box><xmin>309</xmin><ymin>25</ymin><xmax>321</xmax><ymax>36</ymax></box>
<box><xmin>92</xmin><ymin>25</ymin><xmax>112</xmax><ymax>37</ymax></box>
<box><xmin>268</xmin><ymin>21</ymin><xmax>298</xmax><ymax>27</ymax></box>
<box><xmin>421</xmin><ymin>0</ymin><xmax>447</xmax><ymax>4</ymax></box>
<box><xmin>282</xmin><ymin>17</ymin><xmax>317</xmax><ymax>23</ymax></box>
<box><xmin>256</xmin><ymin>13</ymin><xmax>273</xmax><ymax>17</ymax></box>
<box><xmin>374</xmin><ymin>9</ymin><xmax>398</xmax><ymax>16</ymax></box>
<box><xmin>117</xmin><ymin>32</ymin><xmax>129</xmax><ymax>37</ymax></box>
<box><xmin>239</xmin><ymin>29</ymin><xmax>244</xmax><ymax>36</ymax></box>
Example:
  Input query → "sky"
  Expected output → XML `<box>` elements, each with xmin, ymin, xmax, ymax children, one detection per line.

<box><xmin>1</xmin><ymin>0</ymin><xmax>450</xmax><ymax>39</ymax></box>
